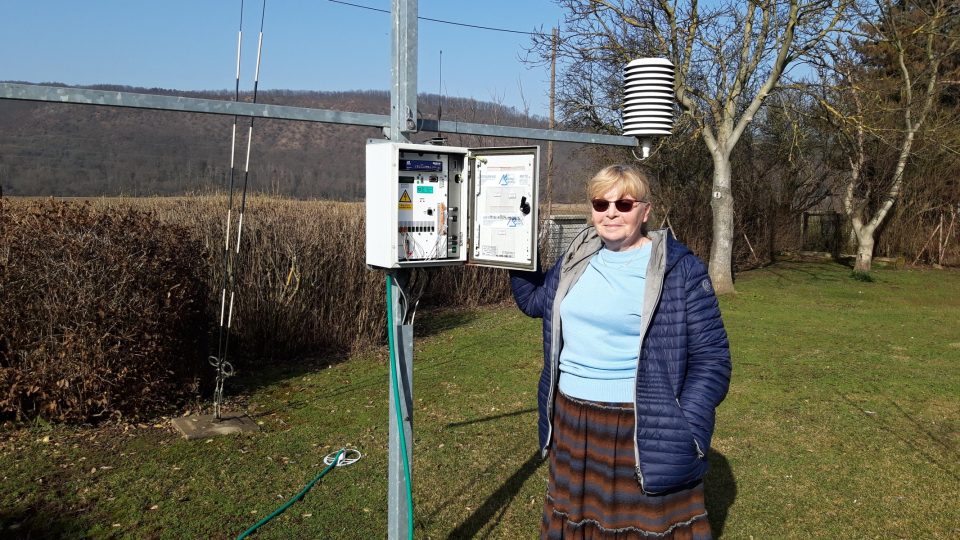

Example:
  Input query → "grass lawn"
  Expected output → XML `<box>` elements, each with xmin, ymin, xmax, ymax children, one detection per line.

<box><xmin>2</xmin><ymin>261</ymin><xmax>958</xmax><ymax>539</ymax></box>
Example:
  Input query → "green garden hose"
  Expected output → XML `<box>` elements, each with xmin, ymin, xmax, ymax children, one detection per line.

<box><xmin>235</xmin><ymin>275</ymin><xmax>414</xmax><ymax>539</ymax></box>
<box><xmin>236</xmin><ymin>449</ymin><xmax>344</xmax><ymax>539</ymax></box>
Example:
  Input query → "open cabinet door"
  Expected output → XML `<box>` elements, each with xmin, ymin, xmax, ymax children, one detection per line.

<box><xmin>467</xmin><ymin>146</ymin><xmax>539</xmax><ymax>270</ymax></box>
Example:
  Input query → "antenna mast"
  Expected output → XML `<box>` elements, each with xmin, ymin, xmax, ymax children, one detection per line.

<box><xmin>438</xmin><ymin>49</ymin><xmax>443</xmax><ymax>138</ymax></box>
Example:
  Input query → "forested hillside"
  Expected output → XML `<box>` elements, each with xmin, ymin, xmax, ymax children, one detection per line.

<box><xmin>0</xmin><ymin>84</ymin><xmax>594</xmax><ymax>200</ymax></box>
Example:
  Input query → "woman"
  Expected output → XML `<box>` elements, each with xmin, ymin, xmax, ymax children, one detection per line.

<box><xmin>511</xmin><ymin>164</ymin><xmax>731</xmax><ymax>539</ymax></box>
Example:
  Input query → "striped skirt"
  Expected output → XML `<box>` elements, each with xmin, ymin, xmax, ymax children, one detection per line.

<box><xmin>542</xmin><ymin>392</ymin><xmax>712</xmax><ymax>539</ymax></box>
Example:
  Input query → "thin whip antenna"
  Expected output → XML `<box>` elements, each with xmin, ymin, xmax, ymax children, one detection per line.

<box><xmin>211</xmin><ymin>0</ymin><xmax>266</xmax><ymax>421</ymax></box>
<box><xmin>211</xmin><ymin>0</ymin><xmax>247</xmax><ymax>421</ymax></box>
<box><xmin>235</xmin><ymin>0</ymin><xmax>267</xmax><ymax>250</ymax></box>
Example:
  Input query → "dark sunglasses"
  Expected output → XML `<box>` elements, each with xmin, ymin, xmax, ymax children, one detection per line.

<box><xmin>591</xmin><ymin>198</ymin><xmax>645</xmax><ymax>212</ymax></box>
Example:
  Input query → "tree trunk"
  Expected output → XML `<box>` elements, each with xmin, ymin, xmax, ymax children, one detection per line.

<box><xmin>709</xmin><ymin>154</ymin><xmax>736</xmax><ymax>294</ymax></box>
<box><xmin>850</xmin><ymin>215</ymin><xmax>876</xmax><ymax>273</ymax></box>
<box><xmin>854</xmin><ymin>235</ymin><xmax>874</xmax><ymax>272</ymax></box>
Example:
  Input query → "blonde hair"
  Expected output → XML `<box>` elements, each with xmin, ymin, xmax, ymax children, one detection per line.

<box><xmin>587</xmin><ymin>164</ymin><xmax>651</xmax><ymax>202</ymax></box>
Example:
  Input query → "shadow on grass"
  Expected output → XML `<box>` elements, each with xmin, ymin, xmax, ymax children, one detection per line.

<box><xmin>445</xmin><ymin>407</ymin><xmax>537</xmax><ymax>428</ymax></box>
<box><xmin>302</xmin><ymin>310</ymin><xmax>482</xmax><ymax>401</ymax></box>
<box><xmin>442</xmin><ymin>450</ymin><xmax>736</xmax><ymax>538</ymax></box>
<box><xmin>445</xmin><ymin>450</ymin><xmax>544</xmax><ymax>540</ymax></box>
<box><xmin>226</xmin><ymin>352</ymin><xmax>352</xmax><ymax>397</ymax></box>
<box><xmin>226</xmin><ymin>308</ymin><xmax>481</xmax><ymax>399</ymax></box>
<box><xmin>414</xmin><ymin>309</ymin><xmax>481</xmax><ymax>338</ymax></box>
<box><xmin>1</xmin><ymin>507</ymin><xmax>86</xmax><ymax>539</ymax></box>
<box><xmin>836</xmin><ymin>391</ymin><xmax>959</xmax><ymax>483</ymax></box>
<box><xmin>705</xmin><ymin>451</ymin><xmax>737</xmax><ymax>538</ymax></box>
<box><xmin>760</xmin><ymin>261</ymin><xmax>847</xmax><ymax>284</ymax></box>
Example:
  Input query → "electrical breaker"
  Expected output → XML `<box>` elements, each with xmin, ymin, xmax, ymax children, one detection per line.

<box><xmin>365</xmin><ymin>140</ymin><xmax>539</xmax><ymax>270</ymax></box>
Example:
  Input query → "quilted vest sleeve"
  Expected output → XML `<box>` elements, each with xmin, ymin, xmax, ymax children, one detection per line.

<box><xmin>676</xmin><ymin>255</ymin><xmax>732</xmax><ymax>454</ymax></box>
<box><xmin>510</xmin><ymin>260</ymin><xmax>561</xmax><ymax>319</ymax></box>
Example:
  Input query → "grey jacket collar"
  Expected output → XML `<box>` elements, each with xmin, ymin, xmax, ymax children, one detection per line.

<box><xmin>562</xmin><ymin>227</ymin><xmax>669</xmax><ymax>274</ymax></box>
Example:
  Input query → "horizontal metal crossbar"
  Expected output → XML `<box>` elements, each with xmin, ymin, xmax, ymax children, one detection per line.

<box><xmin>0</xmin><ymin>82</ymin><xmax>637</xmax><ymax>147</ymax></box>
<box><xmin>0</xmin><ymin>82</ymin><xmax>386</xmax><ymax>127</ymax></box>
<box><xmin>418</xmin><ymin>119</ymin><xmax>635</xmax><ymax>146</ymax></box>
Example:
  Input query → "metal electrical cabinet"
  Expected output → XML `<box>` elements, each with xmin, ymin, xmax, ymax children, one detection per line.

<box><xmin>365</xmin><ymin>140</ymin><xmax>539</xmax><ymax>271</ymax></box>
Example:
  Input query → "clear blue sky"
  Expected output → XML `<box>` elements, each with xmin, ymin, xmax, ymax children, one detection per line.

<box><xmin>1</xmin><ymin>0</ymin><xmax>565</xmax><ymax>118</ymax></box>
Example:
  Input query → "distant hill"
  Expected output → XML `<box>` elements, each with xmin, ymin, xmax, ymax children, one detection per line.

<box><xmin>0</xmin><ymin>84</ymin><xmax>597</xmax><ymax>201</ymax></box>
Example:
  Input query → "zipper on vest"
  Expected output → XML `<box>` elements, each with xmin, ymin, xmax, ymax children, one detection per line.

<box><xmin>676</xmin><ymin>397</ymin><xmax>705</xmax><ymax>459</ymax></box>
<box><xmin>545</xmin><ymin>236</ymin><xmax>598</xmax><ymax>454</ymax></box>
<box><xmin>633</xmin><ymin>236</ymin><xmax>666</xmax><ymax>494</ymax></box>
<box><xmin>544</xmin><ymin>348</ymin><xmax>558</xmax><ymax>454</ymax></box>
<box><xmin>544</xmin><ymin>269</ymin><xmax>565</xmax><ymax>453</ymax></box>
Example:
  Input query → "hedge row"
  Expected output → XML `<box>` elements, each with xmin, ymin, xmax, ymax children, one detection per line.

<box><xmin>0</xmin><ymin>199</ymin><xmax>208</xmax><ymax>422</ymax></box>
<box><xmin>0</xmin><ymin>196</ymin><xmax>515</xmax><ymax>423</ymax></box>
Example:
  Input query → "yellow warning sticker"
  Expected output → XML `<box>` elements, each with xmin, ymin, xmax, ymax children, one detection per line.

<box><xmin>398</xmin><ymin>189</ymin><xmax>413</xmax><ymax>210</ymax></box>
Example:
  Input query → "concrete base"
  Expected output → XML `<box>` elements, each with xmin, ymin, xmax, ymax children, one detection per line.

<box><xmin>171</xmin><ymin>413</ymin><xmax>260</xmax><ymax>440</ymax></box>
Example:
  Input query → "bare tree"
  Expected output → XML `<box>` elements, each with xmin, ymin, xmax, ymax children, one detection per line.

<box><xmin>530</xmin><ymin>0</ymin><xmax>849</xmax><ymax>292</ymax></box>
<box><xmin>811</xmin><ymin>0</ymin><xmax>958</xmax><ymax>272</ymax></box>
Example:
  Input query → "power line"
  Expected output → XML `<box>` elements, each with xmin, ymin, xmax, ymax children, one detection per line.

<box><xmin>328</xmin><ymin>0</ymin><xmax>540</xmax><ymax>35</ymax></box>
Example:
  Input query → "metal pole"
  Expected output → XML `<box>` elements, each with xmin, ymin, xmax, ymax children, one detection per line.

<box><xmin>388</xmin><ymin>1</ymin><xmax>417</xmax><ymax>538</ymax></box>
<box><xmin>390</xmin><ymin>0</ymin><xmax>417</xmax><ymax>141</ymax></box>
<box><xmin>387</xmin><ymin>275</ymin><xmax>414</xmax><ymax>539</ymax></box>
<box><xmin>547</xmin><ymin>27</ymin><xmax>558</xmax><ymax>222</ymax></box>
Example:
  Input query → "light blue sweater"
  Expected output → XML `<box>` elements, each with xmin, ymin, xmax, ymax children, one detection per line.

<box><xmin>558</xmin><ymin>242</ymin><xmax>651</xmax><ymax>402</ymax></box>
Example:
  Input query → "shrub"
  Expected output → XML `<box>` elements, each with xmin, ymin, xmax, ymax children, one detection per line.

<box><xmin>0</xmin><ymin>195</ymin><xmax>515</xmax><ymax>423</ymax></box>
<box><xmin>119</xmin><ymin>196</ymin><xmax>513</xmax><ymax>359</ymax></box>
<box><xmin>0</xmin><ymin>199</ymin><xmax>208</xmax><ymax>422</ymax></box>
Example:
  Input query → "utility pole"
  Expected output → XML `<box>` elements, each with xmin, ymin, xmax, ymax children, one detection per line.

<box><xmin>546</xmin><ymin>27</ymin><xmax>558</xmax><ymax>221</ymax></box>
<box><xmin>388</xmin><ymin>1</ymin><xmax>416</xmax><ymax>538</ymax></box>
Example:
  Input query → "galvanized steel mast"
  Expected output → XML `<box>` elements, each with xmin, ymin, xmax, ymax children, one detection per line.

<box><xmin>387</xmin><ymin>1</ymin><xmax>416</xmax><ymax>537</ymax></box>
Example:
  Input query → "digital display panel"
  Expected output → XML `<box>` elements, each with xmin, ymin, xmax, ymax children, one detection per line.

<box><xmin>399</xmin><ymin>159</ymin><xmax>443</xmax><ymax>172</ymax></box>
